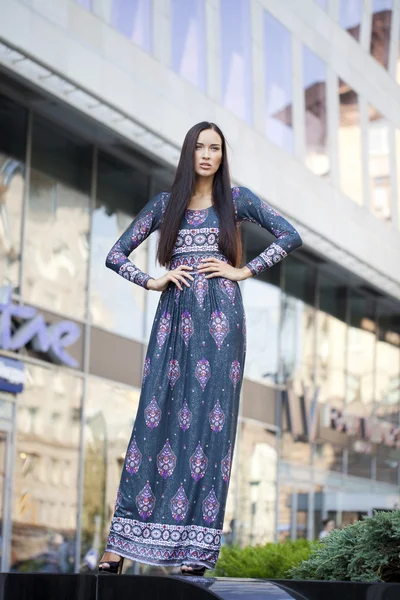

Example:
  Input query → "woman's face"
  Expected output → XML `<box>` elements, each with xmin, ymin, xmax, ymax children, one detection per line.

<box><xmin>194</xmin><ymin>129</ymin><xmax>223</xmax><ymax>178</ymax></box>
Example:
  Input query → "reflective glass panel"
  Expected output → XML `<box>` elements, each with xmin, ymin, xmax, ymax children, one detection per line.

<box><xmin>0</xmin><ymin>96</ymin><xmax>27</xmax><ymax>292</ymax></box>
<box><xmin>90</xmin><ymin>151</ymin><xmax>150</xmax><ymax>341</ymax></box>
<box><xmin>339</xmin><ymin>0</ymin><xmax>363</xmax><ymax>41</ymax></box>
<box><xmin>368</xmin><ymin>105</ymin><xmax>392</xmax><ymax>221</ymax></box>
<box><xmin>220</xmin><ymin>0</ymin><xmax>252</xmax><ymax>123</ymax></box>
<box><xmin>347</xmin><ymin>448</ymin><xmax>372</xmax><ymax>479</ymax></box>
<box><xmin>338</xmin><ymin>80</ymin><xmax>363</xmax><ymax>205</ymax></box>
<box><xmin>81</xmin><ymin>377</ymin><xmax>140</xmax><ymax>566</ymax></box>
<box><xmin>24</xmin><ymin>116</ymin><xmax>91</xmax><ymax>320</ymax></box>
<box><xmin>264</xmin><ymin>11</ymin><xmax>293</xmax><ymax>153</ymax></box>
<box><xmin>303</xmin><ymin>46</ymin><xmax>329</xmax><ymax>177</ymax></box>
<box><xmin>347</xmin><ymin>292</ymin><xmax>376</xmax><ymax>416</ymax></box>
<box><xmin>111</xmin><ymin>0</ymin><xmax>152</xmax><ymax>53</ymax></box>
<box><xmin>233</xmin><ymin>421</ymin><xmax>277</xmax><ymax>546</ymax></box>
<box><xmin>370</xmin><ymin>0</ymin><xmax>393</xmax><ymax>69</ymax></box>
<box><xmin>376</xmin><ymin>445</ymin><xmax>399</xmax><ymax>484</ymax></box>
<box><xmin>171</xmin><ymin>0</ymin><xmax>206</xmax><ymax>90</ymax></box>
<box><xmin>11</xmin><ymin>365</ymin><xmax>82</xmax><ymax>572</ymax></box>
<box><xmin>375</xmin><ymin>300</ymin><xmax>400</xmax><ymax>425</ymax></box>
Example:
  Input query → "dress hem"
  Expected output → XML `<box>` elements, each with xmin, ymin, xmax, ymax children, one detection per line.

<box><xmin>105</xmin><ymin>546</ymin><xmax>214</xmax><ymax>570</ymax></box>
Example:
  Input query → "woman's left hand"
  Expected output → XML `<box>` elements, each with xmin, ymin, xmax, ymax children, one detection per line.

<box><xmin>197</xmin><ymin>257</ymin><xmax>252</xmax><ymax>282</ymax></box>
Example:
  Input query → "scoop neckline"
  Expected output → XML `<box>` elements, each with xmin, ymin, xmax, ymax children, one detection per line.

<box><xmin>186</xmin><ymin>205</ymin><xmax>214</xmax><ymax>211</ymax></box>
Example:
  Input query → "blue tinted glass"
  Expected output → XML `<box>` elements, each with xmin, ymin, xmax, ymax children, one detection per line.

<box><xmin>264</xmin><ymin>11</ymin><xmax>293</xmax><ymax>154</ymax></box>
<box><xmin>76</xmin><ymin>0</ymin><xmax>92</xmax><ymax>8</ymax></box>
<box><xmin>111</xmin><ymin>0</ymin><xmax>152</xmax><ymax>53</ymax></box>
<box><xmin>303</xmin><ymin>46</ymin><xmax>329</xmax><ymax>177</ymax></box>
<box><xmin>171</xmin><ymin>0</ymin><xmax>206</xmax><ymax>90</ymax></box>
<box><xmin>220</xmin><ymin>0</ymin><xmax>252</xmax><ymax>123</ymax></box>
<box><xmin>339</xmin><ymin>0</ymin><xmax>363</xmax><ymax>41</ymax></box>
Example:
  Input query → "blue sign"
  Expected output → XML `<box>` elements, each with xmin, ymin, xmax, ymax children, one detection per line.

<box><xmin>0</xmin><ymin>356</ymin><xmax>25</xmax><ymax>393</ymax></box>
<box><xmin>0</xmin><ymin>287</ymin><xmax>81</xmax><ymax>369</ymax></box>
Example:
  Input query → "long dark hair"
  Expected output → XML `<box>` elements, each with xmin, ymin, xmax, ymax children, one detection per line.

<box><xmin>157</xmin><ymin>122</ymin><xmax>241</xmax><ymax>267</ymax></box>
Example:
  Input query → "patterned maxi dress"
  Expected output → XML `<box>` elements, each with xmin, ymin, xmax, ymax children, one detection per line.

<box><xmin>104</xmin><ymin>186</ymin><xmax>302</xmax><ymax>569</ymax></box>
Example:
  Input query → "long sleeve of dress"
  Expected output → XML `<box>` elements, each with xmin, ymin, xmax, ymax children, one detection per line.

<box><xmin>233</xmin><ymin>186</ymin><xmax>302</xmax><ymax>275</ymax></box>
<box><xmin>105</xmin><ymin>192</ymin><xmax>168</xmax><ymax>289</ymax></box>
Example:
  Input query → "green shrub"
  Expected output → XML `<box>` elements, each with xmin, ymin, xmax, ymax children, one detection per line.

<box><xmin>289</xmin><ymin>511</ymin><xmax>400</xmax><ymax>582</ymax></box>
<box><xmin>211</xmin><ymin>539</ymin><xmax>312</xmax><ymax>579</ymax></box>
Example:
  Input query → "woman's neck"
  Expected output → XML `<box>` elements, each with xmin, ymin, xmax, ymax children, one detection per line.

<box><xmin>190</xmin><ymin>177</ymin><xmax>213</xmax><ymax>208</ymax></box>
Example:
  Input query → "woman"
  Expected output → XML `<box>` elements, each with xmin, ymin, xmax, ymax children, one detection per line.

<box><xmin>99</xmin><ymin>122</ymin><xmax>302</xmax><ymax>576</ymax></box>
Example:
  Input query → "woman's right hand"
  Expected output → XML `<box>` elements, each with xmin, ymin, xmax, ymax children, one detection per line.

<box><xmin>146</xmin><ymin>266</ymin><xmax>194</xmax><ymax>292</ymax></box>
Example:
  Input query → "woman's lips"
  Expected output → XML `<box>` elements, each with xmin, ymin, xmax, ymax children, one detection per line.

<box><xmin>200</xmin><ymin>163</ymin><xmax>211</xmax><ymax>169</ymax></box>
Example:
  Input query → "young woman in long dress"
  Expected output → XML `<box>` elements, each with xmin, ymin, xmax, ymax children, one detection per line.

<box><xmin>98</xmin><ymin>122</ymin><xmax>302</xmax><ymax>575</ymax></box>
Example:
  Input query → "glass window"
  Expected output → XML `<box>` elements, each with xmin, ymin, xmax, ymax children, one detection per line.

<box><xmin>303</xmin><ymin>46</ymin><xmax>329</xmax><ymax>177</ymax></box>
<box><xmin>316</xmin><ymin>274</ymin><xmax>347</xmax><ymax>408</ymax></box>
<box><xmin>338</xmin><ymin>80</ymin><xmax>363</xmax><ymax>205</ymax></box>
<box><xmin>347</xmin><ymin>447</ymin><xmax>372</xmax><ymax>479</ymax></box>
<box><xmin>220</xmin><ymin>0</ymin><xmax>252</xmax><ymax>123</ymax></box>
<box><xmin>171</xmin><ymin>0</ymin><xmax>206</xmax><ymax>90</ymax></box>
<box><xmin>368</xmin><ymin>106</ymin><xmax>392</xmax><ymax>221</ymax></box>
<box><xmin>24</xmin><ymin>116</ymin><xmax>91</xmax><ymax>320</ymax></box>
<box><xmin>370</xmin><ymin>0</ymin><xmax>393</xmax><ymax>70</ymax></box>
<box><xmin>375</xmin><ymin>299</ymin><xmax>400</xmax><ymax>424</ymax></box>
<box><xmin>81</xmin><ymin>377</ymin><xmax>140</xmax><ymax>565</ymax></box>
<box><xmin>90</xmin><ymin>151</ymin><xmax>150</xmax><ymax>341</ymax></box>
<box><xmin>347</xmin><ymin>291</ymin><xmax>376</xmax><ymax>416</ymax></box>
<box><xmin>339</xmin><ymin>0</ymin><xmax>363</xmax><ymax>41</ymax></box>
<box><xmin>314</xmin><ymin>442</ymin><xmax>343</xmax><ymax>473</ymax></box>
<box><xmin>0</xmin><ymin>95</ymin><xmax>27</xmax><ymax>292</ymax></box>
<box><xmin>376</xmin><ymin>446</ymin><xmax>399</xmax><ymax>485</ymax></box>
<box><xmin>11</xmin><ymin>364</ymin><xmax>82</xmax><ymax>572</ymax></box>
<box><xmin>233</xmin><ymin>421</ymin><xmax>277</xmax><ymax>546</ymax></box>
<box><xmin>111</xmin><ymin>0</ymin><xmax>152</xmax><ymax>53</ymax></box>
<box><xmin>264</xmin><ymin>11</ymin><xmax>293</xmax><ymax>154</ymax></box>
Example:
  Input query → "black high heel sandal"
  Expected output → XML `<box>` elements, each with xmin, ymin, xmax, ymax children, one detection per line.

<box><xmin>180</xmin><ymin>564</ymin><xmax>206</xmax><ymax>577</ymax></box>
<box><xmin>98</xmin><ymin>556</ymin><xmax>124</xmax><ymax>575</ymax></box>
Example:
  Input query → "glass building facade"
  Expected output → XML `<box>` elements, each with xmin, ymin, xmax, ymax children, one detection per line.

<box><xmin>0</xmin><ymin>0</ymin><xmax>400</xmax><ymax>575</ymax></box>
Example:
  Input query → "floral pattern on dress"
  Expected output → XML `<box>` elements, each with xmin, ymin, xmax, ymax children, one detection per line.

<box><xmin>168</xmin><ymin>359</ymin><xmax>181</xmax><ymax>389</ymax></box>
<box><xmin>157</xmin><ymin>440</ymin><xmax>177</xmax><ymax>479</ymax></box>
<box><xmin>221</xmin><ymin>445</ymin><xmax>232</xmax><ymax>483</ymax></box>
<box><xmin>144</xmin><ymin>397</ymin><xmax>161</xmax><ymax>429</ymax></box>
<box><xmin>209</xmin><ymin>311</ymin><xmax>229</xmax><ymax>349</ymax></box>
<box><xmin>157</xmin><ymin>311</ymin><xmax>171</xmax><ymax>349</ymax></box>
<box><xmin>209</xmin><ymin>400</ymin><xmax>225</xmax><ymax>433</ymax></box>
<box><xmin>131</xmin><ymin>213</ymin><xmax>152</xmax><ymax>245</ymax></box>
<box><xmin>229</xmin><ymin>361</ymin><xmax>241</xmax><ymax>390</ymax></box>
<box><xmin>142</xmin><ymin>358</ymin><xmax>151</xmax><ymax>384</ymax></box>
<box><xmin>190</xmin><ymin>442</ymin><xmax>208</xmax><ymax>482</ymax></box>
<box><xmin>219</xmin><ymin>278</ymin><xmax>236</xmax><ymax>304</ymax></box>
<box><xmin>195</xmin><ymin>358</ymin><xmax>211</xmax><ymax>391</ymax></box>
<box><xmin>125</xmin><ymin>437</ymin><xmax>142</xmax><ymax>475</ymax></box>
<box><xmin>136</xmin><ymin>481</ymin><xmax>156</xmax><ymax>520</ymax></box>
<box><xmin>180</xmin><ymin>311</ymin><xmax>194</xmax><ymax>347</ymax></box>
<box><xmin>178</xmin><ymin>400</ymin><xmax>193</xmax><ymax>431</ymax></box>
<box><xmin>202</xmin><ymin>487</ymin><xmax>220</xmax><ymax>524</ymax></box>
<box><xmin>171</xmin><ymin>484</ymin><xmax>189</xmax><ymax>523</ymax></box>
<box><xmin>185</xmin><ymin>208</ymin><xmax>209</xmax><ymax>226</ymax></box>
<box><xmin>193</xmin><ymin>274</ymin><xmax>209</xmax><ymax>308</ymax></box>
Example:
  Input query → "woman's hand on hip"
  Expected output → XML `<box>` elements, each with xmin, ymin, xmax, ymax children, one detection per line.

<box><xmin>146</xmin><ymin>265</ymin><xmax>194</xmax><ymax>292</ymax></box>
<box><xmin>197</xmin><ymin>258</ymin><xmax>252</xmax><ymax>282</ymax></box>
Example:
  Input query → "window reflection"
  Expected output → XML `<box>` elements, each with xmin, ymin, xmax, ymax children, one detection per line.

<box><xmin>242</xmin><ymin>278</ymin><xmax>280</xmax><ymax>384</ymax></box>
<box><xmin>368</xmin><ymin>106</ymin><xmax>392</xmax><ymax>221</ymax></box>
<box><xmin>0</xmin><ymin>96</ymin><xmax>27</xmax><ymax>291</ymax></box>
<box><xmin>220</xmin><ymin>0</ymin><xmax>252</xmax><ymax>123</ymax></box>
<box><xmin>90</xmin><ymin>151</ymin><xmax>150</xmax><ymax>341</ymax></box>
<box><xmin>111</xmin><ymin>0</ymin><xmax>152</xmax><ymax>53</ymax></box>
<box><xmin>376</xmin><ymin>301</ymin><xmax>400</xmax><ymax>424</ymax></box>
<box><xmin>233</xmin><ymin>421</ymin><xmax>277</xmax><ymax>546</ymax></box>
<box><xmin>264</xmin><ymin>11</ymin><xmax>293</xmax><ymax>154</ymax></box>
<box><xmin>338</xmin><ymin>80</ymin><xmax>363</xmax><ymax>205</ymax></box>
<box><xmin>303</xmin><ymin>47</ymin><xmax>329</xmax><ymax>177</ymax></box>
<box><xmin>81</xmin><ymin>378</ymin><xmax>140</xmax><ymax>565</ymax></box>
<box><xmin>376</xmin><ymin>446</ymin><xmax>399</xmax><ymax>484</ymax></box>
<box><xmin>171</xmin><ymin>0</ymin><xmax>206</xmax><ymax>90</ymax></box>
<box><xmin>347</xmin><ymin>448</ymin><xmax>372</xmax><ymax>479</ymax></box>
<box><xmin>339</xmin><ymin>0</ymin><xmax>363</xmax><ymax>41</ymax></box>
<box><xmin>347</xmin><ymin>292</ymin><xmax>376</xmax><ymax>416</ymax></box>
<box><xmin>314</xmin><ymin>442</ymin><xmax>343</xmax><ymax>473</ymax></box>
<box><xmin>370</xmin><ymin>0</ymin><xmax>393</xmax><ymax>70</ymax></box>
<box><xmin>11</xmin><ymin>365</ymin><xmax>82</xmax><ymax>573</ymax></box>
